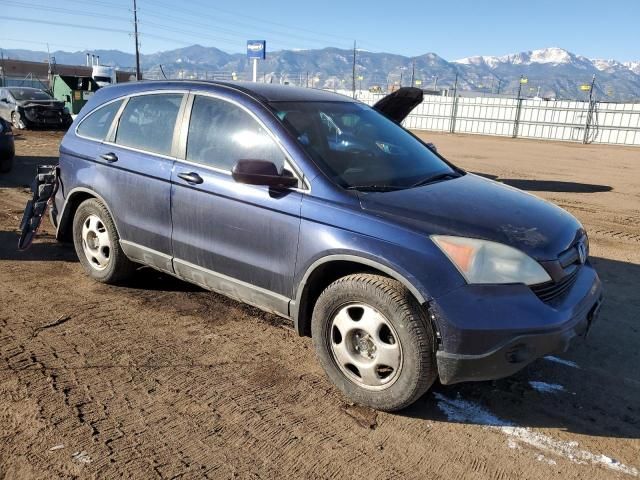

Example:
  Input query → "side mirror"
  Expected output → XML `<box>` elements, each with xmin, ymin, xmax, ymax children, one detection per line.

<box><xmin>232</xmin><ymin>159</ymin><xmax>298</xmax><ymax>188</ymax></box>
<box><xmin>426</xmin><ymin>142</ymin><xmax>438</xmax><ymax>153</ymax></box>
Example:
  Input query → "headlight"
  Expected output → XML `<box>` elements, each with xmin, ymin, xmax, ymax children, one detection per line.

<box><xmin>432</xmin><ymin>235</ymin><xmax>551</xmax><ymax>285</ymax></box>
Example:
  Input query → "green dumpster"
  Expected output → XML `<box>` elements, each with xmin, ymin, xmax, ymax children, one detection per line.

<box><xmin>51</xmin><ymin>75</ymin><xmax>100</xmax><ymax>115</ymax></box>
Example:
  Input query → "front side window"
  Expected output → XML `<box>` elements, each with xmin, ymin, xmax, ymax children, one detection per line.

<box><xmin>115</xmin><ymin>94</ymin><xmax>183</xmax><ymax>156</ymax></box>
<box><xmin>186</xmin><ymin>95</ymin><xmax>285</xmax><ymax>171</ymax></box>
<box><xmin>77</xmin><ymin>99</ymin><xmax>123</xmax><ymax>141</ymax></box>
<box><xmin>271</xmin><ymin>101</ymin><xmax>456</xmax><ymax>190</ymax></box>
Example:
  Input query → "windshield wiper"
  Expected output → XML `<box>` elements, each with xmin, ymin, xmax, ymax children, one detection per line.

<box><xmin>346</xmin><ymin>184</ymin><xmax>406</xmax><ymax>192</ymax></box>
<box><xmin>410</xmin><ymin>171</ymin><xmax>460</xmax><ymax>188</ymax></box>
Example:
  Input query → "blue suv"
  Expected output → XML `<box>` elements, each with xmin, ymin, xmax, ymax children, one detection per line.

<box><xmin>50</xmin><ymin>81</ymin><xmax>602</xmax><ymax>411</ymax></box>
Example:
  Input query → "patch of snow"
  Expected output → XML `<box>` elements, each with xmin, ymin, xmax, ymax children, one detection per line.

<box><xmin>72</xmin><ymin>451</ymin><xmax>92</xmax><ymax>464</ymax></box>
<box><xmin>529</xmin><ymin>381</ymin><xmax>566</xmax><ymax>393</ymax></box>
<box><xmin>536</xmin><ymin>453</ymin><xmax>557</xmax><ymax>465</ymax></box>
<box><xmin>623</xmin><ymin>61</ymin><xmax>640</xmax><ymax>74</ymax></box>
<box><xmin>530</xmin><ymin>47</ymin><xmax>572</xmax><ymax>65</ymax></box>
<box><xmin>434</xmin><ymin>392</ymin><xmax>638</xmax><ymax>477</ymax></box>
<box><xmin>544</xmin><ymin>356</ymin><xmax>580</xmax><ymax>368</ymax></box>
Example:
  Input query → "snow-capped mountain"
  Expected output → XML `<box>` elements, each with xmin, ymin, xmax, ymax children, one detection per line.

<box><xmin>2</xmin><ymin>45</ymin><xmax>639</xmax><ymax>101</ymax></box>
<box><xmin>455</xmin><ymin>47</ymin><xmax>635</xmax><ymax>73</ymax></box>
<box><xmin>624</xmin><ymin>61</ymin><xmax>640</xmax><ymax>75</ymax></box>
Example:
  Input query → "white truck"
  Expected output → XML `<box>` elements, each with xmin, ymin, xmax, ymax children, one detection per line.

<box><xmin>91</xmin><ymin>65</ymin><xmax>116</xmax><ymax>87</ymax></box>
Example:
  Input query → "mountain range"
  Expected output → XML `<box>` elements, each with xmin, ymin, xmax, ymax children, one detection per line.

<box><xmin>2</xmin><ymin>45</ymin><xmax>639</xmax><ymax>101</ymax></box>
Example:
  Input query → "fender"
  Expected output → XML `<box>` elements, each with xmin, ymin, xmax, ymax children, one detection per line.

<box><xmin>55</xmin><ymin>186</ymin><xmax>120</xmax><ymax>241</ymax></box>
<box><xmin>292</xmin><ymin>253</ymin><xmax>428</xmax><ymax>336</ymax></box>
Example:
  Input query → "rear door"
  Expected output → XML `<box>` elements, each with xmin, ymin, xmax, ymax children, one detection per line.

<box><xmin>170</xmin><ymin>92</ymin><xmax>304</xmax><ymax>315</ymax></box>
<box><xmin>97</xmin><ymin>91</ymin><xmax>186</xmax><ymax>272</ymax></box>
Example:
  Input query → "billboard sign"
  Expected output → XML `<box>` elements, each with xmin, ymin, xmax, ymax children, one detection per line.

<box><xmin>247</xmin><ymin>40</ymin><xmax>266</xmax><ymax>60</ymax></box>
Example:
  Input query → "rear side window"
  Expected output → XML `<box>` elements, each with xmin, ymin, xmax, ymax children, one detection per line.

<box><xmin>186</xmin><ymin>95</ymin><xmax>285</xmax><ymax>171</ymax></box>
<box><xmin>77</xmin><ymin>99</ymin><xmax>123</xmax><ymax>141</ymax></box>
<box><xmin>115</xmin><ymin>94</ymin><xmax>183</xmax><ymax>156</ymax></box>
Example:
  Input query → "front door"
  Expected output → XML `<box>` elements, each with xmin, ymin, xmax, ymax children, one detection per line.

<box><xmin>170</xmin><ymin>94</ymin><xmax>303</xmax><ymax>315</ymax></box>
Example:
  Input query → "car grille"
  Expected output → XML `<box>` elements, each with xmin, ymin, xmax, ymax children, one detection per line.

<box><xmin>530</xmin><ymin>236</ymin><xmax>586</xmax><ymax>304</ymax></box>
<box><xmin>531</xmin><ymin>266</ymin><xmax>580</xmax><ymax>304</ymax></box>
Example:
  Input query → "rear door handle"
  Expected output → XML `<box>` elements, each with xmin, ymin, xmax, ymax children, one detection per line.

<box><xmin>178</xmin><ymin>172</ymin><xmax>203</xmax><ymax>184</ymax></box>
<box><xmin>99</xmin><ymin>152</ymin><xmax>118</xmax><ymax>163</ymax></box>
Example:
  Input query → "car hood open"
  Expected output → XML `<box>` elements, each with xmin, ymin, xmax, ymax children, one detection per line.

<box><xmin>358</xmin><ymin>173</ymin><xmax>583</xmax><ymax>260</ymax></box>
<box><xmin>372</xmin><ymin>87</ymin><xmax>423</xmax><ymax>123</ymax></box>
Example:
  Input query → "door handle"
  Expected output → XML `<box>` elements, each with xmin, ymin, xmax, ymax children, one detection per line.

<box><xmin>178</xmin><ymin>172</ymin><xmax>203</xmax><ymax>184</ymax></box>
<box><xmin>99</xmin><ymin>152</ymin><xmax>118</xmax><ymax>163</ymax></box>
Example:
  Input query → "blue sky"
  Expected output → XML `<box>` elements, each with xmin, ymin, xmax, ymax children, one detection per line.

<box><xmin>1</xmin><ymin>0</ymin><xmax>638</xmax><ymax>61</ymax></box>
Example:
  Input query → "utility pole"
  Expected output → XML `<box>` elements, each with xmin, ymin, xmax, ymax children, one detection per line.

<box><xmin>449</xmin><ymin>72</ymin><xmax>459</xmax><ymax>134</ymax></box>
<box><xmin>583</xmin><ymin>74</ymin><xmax>597</xmax><ymax>144</ymax></box>
<box><xmin>513</xmin><ymin>75</ymin><xmax>526</xmax><ymax>138</ymax></box>
<box><xmin>411</xmin><ymin>59</ymin><xmax>415</xmax><ymax>86</ymax></box>
<box><xmin>133</xmin><ymin>0</ymin><xmax>142</xmax><ymax>80</ymax></box>
<box><xmin>352</xmin><ymin>40</ymin><xmax>356</xmax><ymax>98</ymax></box>
<box><xmin>0</xmin><ymin>49</ymin><xmax>6</xmax><ymax>87</ymax></box>
<box><xmin>516</xmin><ymin>74</ymin><xmax>524</xmax><ymax>100</ymax></box>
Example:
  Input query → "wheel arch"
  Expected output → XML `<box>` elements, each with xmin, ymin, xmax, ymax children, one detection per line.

<box><xmin>292</xmin><ymin>255</ymin><xmax>428</xmax><ymax>337</ymax></box>
<box><xmin>56</xmin><ymin>187</ymin><xmax>118</xmax><ymax>242</ymax></box>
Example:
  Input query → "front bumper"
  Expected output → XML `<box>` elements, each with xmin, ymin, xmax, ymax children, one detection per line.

<box><xmin>22</xmin><ymin>108</ymin><xmax>72</xmax><ymax>128</ymax></box>
<box><xmin>431</xmin><ymin>261</ymin><xmax>603</xmax><ymax>385</ymax></box>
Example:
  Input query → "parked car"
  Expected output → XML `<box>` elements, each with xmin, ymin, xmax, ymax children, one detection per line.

<box><xmin>0</xmin><ymin>117</ymin><xmax>15</xmax><ymax>173</ymax></box>
<box><xmin>0</xmin><ymin>87</ymin><xmax>72</xmax><ymax>130</ymax></box>
<box><xmin>49</xmin><ymin>81</ymin><xmax>602</xmax><ymax>411</ymax></box>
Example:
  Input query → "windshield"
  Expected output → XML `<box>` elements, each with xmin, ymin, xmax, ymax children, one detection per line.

<box><xmin>8</xmin><ymin>88</ymin><xmax>53</xmax><ymax>101</ymax></box>
<box><xmin>270</xmin><ymin>101</ymin><xmax>456</xmax><ymax>189</ymax></box>
<box><xmin>94</xmin><ymin>76</ymin><xmax>112</xmax><ymax>83</ymax></box>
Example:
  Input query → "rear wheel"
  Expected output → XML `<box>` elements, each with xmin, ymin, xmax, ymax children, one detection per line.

<box><xmin>312</xmin><ymin>273</ymin><xmax>437</xmax><ymax>411</ymax></box>
<box><xmin>72</xmin><ymin>198</ymin><xmax>136</xmax><ymax>283</ymax></box>
<box><xmin>11</xmin><ymin>112</ymin><xmax>26</xmax><ymax>130</ymax></box>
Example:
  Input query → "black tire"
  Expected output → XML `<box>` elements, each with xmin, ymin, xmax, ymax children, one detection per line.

<box><xmin>11</xmin><ymin>112</ymin><xmax>26</xmax><ymax>130</ymax></box>
<box><xmin>72</xmin><ymin>198</ymin><xmax>136</xmax><ymax>284</ymax></box>
<box><xmin>0</xmin><ymin>156</ymin><xmax>12</xmax><ymax>173</ymax></box>
<box><xmin>311</xmin><ymin>273</ymin><xmax>437</xmax><ymax>411</ymax></box>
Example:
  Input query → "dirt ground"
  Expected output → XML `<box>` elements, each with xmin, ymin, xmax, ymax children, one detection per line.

<box><xmin>0</xmin><ymin>129</ymin><xmax>639</xmax><ymax>479</ymax></box>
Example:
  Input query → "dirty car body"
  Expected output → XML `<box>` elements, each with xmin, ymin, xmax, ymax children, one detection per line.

<box><xmin>0</xmin><ymin>87</ymin><xmax>72</xmax><ymax>130</ymax></box>
<box><xmin>49</xmin><ymin>81</ymin><xmax>603</xmax><ymax>410</ymax></box>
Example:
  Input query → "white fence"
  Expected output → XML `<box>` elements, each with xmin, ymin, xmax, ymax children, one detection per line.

<box><xmin>333</xmin><ymin>89</ymin><xmax>640</xmax><ymax>146</ymax></box>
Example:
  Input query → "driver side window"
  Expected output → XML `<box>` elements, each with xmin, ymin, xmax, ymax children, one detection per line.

<box><xmin>186</xmin><ymin>95</ymin><xmax>285</xmax><ymax>172</ymax></box>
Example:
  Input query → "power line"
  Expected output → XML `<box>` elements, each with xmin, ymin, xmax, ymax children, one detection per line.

<box><xmin>3</xmin><ymin>1</ymin><xmax>131</xmax><ymax>23</ymax></box>
<box><xmin>136</xmin><ymin>0</ymin><xmax>353</xmax><ymax>50</ymax></box>
<box><xmin>2</xmin><ymin>16</ymin><xmax>132</xmax><ymax>35</ymax></box>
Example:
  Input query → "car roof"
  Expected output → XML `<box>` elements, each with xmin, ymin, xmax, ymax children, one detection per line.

<box><xmin>102</xmin><ymin>80</ymin><xmax>356</xmax><ymax>104</ymax></box>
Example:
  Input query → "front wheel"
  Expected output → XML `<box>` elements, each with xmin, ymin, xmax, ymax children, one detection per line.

<box><xmin>311</xmin><ymin>273</ymin><xmax>438</xmax><ymax>411</ymax></box>
<box><xmin>72</xmin><ymin>198</ymin><xmax>136</xmax><ymax>284</ymax></box>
